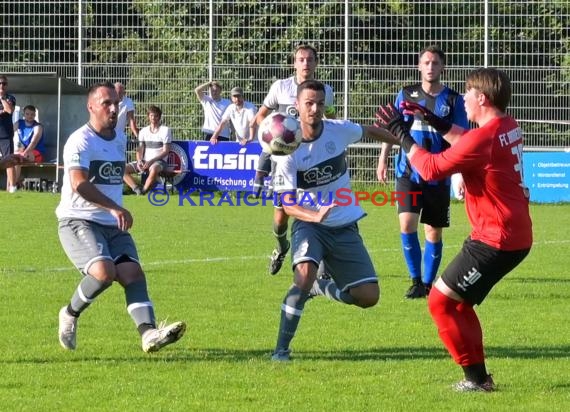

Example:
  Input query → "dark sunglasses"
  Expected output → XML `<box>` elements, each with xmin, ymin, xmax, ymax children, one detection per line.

<box><xmin>0</xmin><ymin>82</ymin><xmax>7</xmax><ymax>85</ymax></box>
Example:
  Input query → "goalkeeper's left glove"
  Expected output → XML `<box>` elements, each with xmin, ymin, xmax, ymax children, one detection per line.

<box><xmin>400</xmin><ymin>101</ymin><xmax>452</xmax><ymax>135</ymax></box>
<box><xmin>375</xmin><ymin>103</ymin><xmax>415</xmax><ymax>152</ymax></box>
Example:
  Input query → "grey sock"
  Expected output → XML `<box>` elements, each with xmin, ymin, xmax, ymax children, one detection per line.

<box><xmin>124</xmin><ymin>280</ymin><xmax>156</xmax><ymax>330</ymax></box>
<box><xmin>275</xmin><ymin>284</ymin><xmax>310</xmax><ymax>352</ymax></box>
<box><xmin>310</xmin><ymin>279</ymin><xmax>355</xmax><ymax>304</ymax></box>
<box><xmin>69</xmin><ymin>275</ymin><xmax>112</xmax><ymax>315</ymax></box>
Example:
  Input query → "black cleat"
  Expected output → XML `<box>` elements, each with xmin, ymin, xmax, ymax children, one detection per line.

<box><xmin>269</xmin><ymin>241</ymin><xmax>290</xmax><ymax>275</ymax></box>
<box><xmin>404</xmin><ymin>282</ymin><xmax>427</xmax><ymax>299</ymax></box>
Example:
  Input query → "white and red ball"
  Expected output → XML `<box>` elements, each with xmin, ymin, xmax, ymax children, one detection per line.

<box><xmin>258</xmin><ymin>112</ymin><xmax>302</xmax><ymax>156</ymax></box>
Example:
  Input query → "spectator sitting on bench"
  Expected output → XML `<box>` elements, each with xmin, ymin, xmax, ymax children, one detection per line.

<box><xmin>123</xmin><ymin>105</ymin><xmax>172</xmax><ymax>195</ymax></box>
<box><xmin>12</xmin><ymin>104</ymin><xmax>45</xmax><ymax>190</ymax></box>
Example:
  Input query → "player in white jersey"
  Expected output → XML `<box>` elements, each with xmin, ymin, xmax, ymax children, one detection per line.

<box><xmin>123</xmin><ymin>105</ymin><xmax>173</xmax><ymax>194</ymax></box>
<box><xmin>270</xmin><ymin>80</ymin><xmax>399</xmax><ymax>361</ymax></box>
<box><xmin>56</xmin><ymin>82</ymin><xmax>185</xmax><ymax>353</ymax></box>
<box><xmin>251</xmin><ymin>44</ymin><xmax>335</xmax><ymax>276</ymax></box>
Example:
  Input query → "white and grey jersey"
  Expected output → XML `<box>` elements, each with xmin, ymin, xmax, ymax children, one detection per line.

<box><xmin>56</xmin><ymin>124</ymin><xmax>126</xmax><ymax>226</ymax></box>
<box><xmin>263</xmin><ymin>76</ymin><xmax>334</xmax><ymax>118</ymax></box>
<box><xmin>273</xmin><ymin>119</ymin><xmax>365</xmax><ymax>228</ymax></box>
<box><xmin>139</xmin><ymin>124</ymin><xmax>172</xmax><ymax>161</ymax></box>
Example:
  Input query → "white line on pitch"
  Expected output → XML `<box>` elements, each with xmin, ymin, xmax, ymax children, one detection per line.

<box><xmin>3</xmin><ymin>239</ymin><xmax>568</xmax><ymax>274</ymax></box>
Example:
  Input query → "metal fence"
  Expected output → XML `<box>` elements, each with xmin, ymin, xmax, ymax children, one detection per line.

<box><xmin>2</xmin><ymin>1</ymin><xmax>569</xmax><ymax>184</ymax></box>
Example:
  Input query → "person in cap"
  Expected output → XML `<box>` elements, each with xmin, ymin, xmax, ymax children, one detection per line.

<box><xmin>210</xmin><ymin>86</ymin><xmax>258</xmax><ymax>145</ymax></box>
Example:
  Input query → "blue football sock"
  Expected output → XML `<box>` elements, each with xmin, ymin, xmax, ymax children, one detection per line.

<box><xmin>275</xmin><ymin>284</ymin><xmax>310</xmax><ymax>352</ymax></box>
<box><xmin>423</xmin><ymin>240</ymin><xmax>443</xmax><ymax>285</ymax></box>
<box><xmin>401</xmin><ymin>232</ymin><xmax>422</xmax><ymax>281</ymax></box>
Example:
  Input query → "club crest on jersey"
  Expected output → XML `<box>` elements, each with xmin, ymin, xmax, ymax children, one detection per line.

<box><xmin>286</xmin><ymin>105</ymin><xmax>298</xmax><ymax>117</ymax></box>
<box><xmin>325</xmin><ymin>141</ymin><xmax>336</xmax><ymax>154</ymax></box>
<box><xmin>440</xmin><ymin>104</ymin><xmax>450</xmax><ymax>117</ymax></box>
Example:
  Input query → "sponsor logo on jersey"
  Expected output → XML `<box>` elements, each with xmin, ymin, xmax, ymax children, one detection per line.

<box><xmin>90</xmin><ymin>160</ymin><xmax>124</xmax><ymax>185</ymax></box>
<box><xmin>298</xmin><ymin>152</ymin><xmax>347</xmax><ymax>189</ymax></box>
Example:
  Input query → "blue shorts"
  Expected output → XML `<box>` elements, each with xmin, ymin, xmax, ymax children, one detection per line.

<box><xmin>291</xmin><ymin>219</ymin><xmax>377</xmax><ymax>291</ymax></box>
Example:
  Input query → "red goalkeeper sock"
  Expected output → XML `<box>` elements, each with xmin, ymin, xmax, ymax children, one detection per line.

<box><xmin>428</xmin><ymin>287</ymin><xmax>485</xmax><ymax>366</ymax></box>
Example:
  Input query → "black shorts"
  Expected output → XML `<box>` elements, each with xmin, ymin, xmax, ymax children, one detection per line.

<box><xmin>396</xmin><ymin>177</ymin><xmax>450</xmax><ymax>228</ymax></box>
<box><xmin>0</xmin><ymin>138</ymin><xmax>13</xmax><ymax>157</ymax></box>
<box><xmin>441</xmin><ymin>238</ymin><xmax>530</xmax><ymax>305</ymax></box>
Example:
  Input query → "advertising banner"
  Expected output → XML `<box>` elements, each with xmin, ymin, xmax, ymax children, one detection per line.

<box><xmin>523</xmin><ymin>151</ymin><xmax>570</xmax><ymax>203</ymax></box>
<box><xmin>168</xmin><ymin>141</ymin><xmax>267</xmax><ymax>192</ymax></box>
<box><xmin>167</xmin><ymin>142</ymin><xmax>570</xmax><ymax>203</ymax></box>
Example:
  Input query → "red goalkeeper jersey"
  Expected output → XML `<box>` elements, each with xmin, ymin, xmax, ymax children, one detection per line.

<box><xmin>409</xmin><ymin>115</ymin><xmax>533</xmax><ymax>251</ymax></box>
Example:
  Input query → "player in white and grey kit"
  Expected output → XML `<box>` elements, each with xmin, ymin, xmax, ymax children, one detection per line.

<box><xmin>252</xmin><ymin>44</ymin><xmax>335</xmax><ymax>276</ymax></box>
<box><xmin>270</xmin><ymin>80</ymin><xmax>399</xmax><ymax>361</ymax></box>
<box><xmin>56</xmin><ymin>82</ymin><xmax>186</xmax><ymax>353</ymax></box>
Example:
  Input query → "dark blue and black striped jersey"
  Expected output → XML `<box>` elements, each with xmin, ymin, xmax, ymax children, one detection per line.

<box><xmin>394</xmin><ymin>84</ymin><xmax>468</xmax><ymax>185</ymax></box>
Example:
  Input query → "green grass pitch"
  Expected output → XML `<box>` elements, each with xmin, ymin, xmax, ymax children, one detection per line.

<box><xmin>1</xmin><ymin>191</ymin><xmax>569</xmax><ymax>411</ymax></box>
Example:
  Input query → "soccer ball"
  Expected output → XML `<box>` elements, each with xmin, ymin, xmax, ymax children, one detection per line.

<box><xmin>258</xmin><ymin>112</ymin><xmax>302</xmax><ymax>156</ymax></box>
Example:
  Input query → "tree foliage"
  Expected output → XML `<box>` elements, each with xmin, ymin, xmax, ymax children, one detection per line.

<box><xmin>0</xmin><ymin>1</ymin><xmax>568</xmax><ymax>143</ymax></box>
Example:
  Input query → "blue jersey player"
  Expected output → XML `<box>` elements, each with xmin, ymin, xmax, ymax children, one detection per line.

<box><xmin>377</xmin><ymin>45</ymin><xmax>469</xmax><ymax>299</ymax></box>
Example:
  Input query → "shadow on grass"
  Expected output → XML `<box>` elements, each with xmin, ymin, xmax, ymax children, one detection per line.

<box><xmin>3</xmin><ymin>344</ymin><xmax>570</xmax><ymax>364</ymax></box>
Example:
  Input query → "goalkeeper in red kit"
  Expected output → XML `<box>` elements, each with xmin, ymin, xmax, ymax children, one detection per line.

<box><xmin>375</xmin><ymin>67</ymin><xmax>532</xmax><ymax>392</ymax></box>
